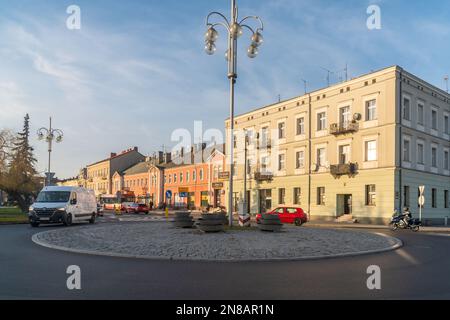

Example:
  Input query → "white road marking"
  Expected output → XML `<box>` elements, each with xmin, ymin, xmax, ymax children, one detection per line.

<box><xmin>395</xmin><ymin>249</ymin><xmax>420</xmax><ymax>265</ymax></box>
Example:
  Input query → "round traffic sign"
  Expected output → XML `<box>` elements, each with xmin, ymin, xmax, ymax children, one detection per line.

<box><xmin>418</xmin><ymin>196</ymin><xmax>425</xmax><ymax>206</ymax></box>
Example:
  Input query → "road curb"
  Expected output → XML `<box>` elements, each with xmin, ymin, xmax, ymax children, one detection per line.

<box><xmin>31</xmin><ymin>228</ymin><xmax>403</xmax><ymax>263</ymax></box>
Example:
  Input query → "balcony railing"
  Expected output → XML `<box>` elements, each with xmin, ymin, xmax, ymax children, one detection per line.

<box><xmin>254</xmin><ymin>171</ymin><xmax>274</xmax><ymax>181</ymax></box>
<box><xmin>330</xmin><ymin>121</ymin><xmax>359</xmax><ymax>135</ymax></box>
<box><xmin>257</xmin><ymin>141</ymin><xmax>272</xmax><ymax>150</ymax></box>
<box><xmin>330</xmin><ymin>163</ymin><xmax>358</xmax><ymax>176</ymax></box>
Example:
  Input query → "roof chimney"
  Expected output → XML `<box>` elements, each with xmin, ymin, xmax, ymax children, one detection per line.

<box><xmin>110</xmin><ymin>152</ymin><xmax>117</xmax><ymax>158</ymax></box>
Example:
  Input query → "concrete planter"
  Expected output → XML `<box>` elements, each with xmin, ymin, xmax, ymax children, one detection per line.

<box><xmin>173</xmin><ymin>211</ymin><xmax>195</xmax><ymax>229</ymax></box>
<box><xmin>258</xmin><ymin>214</ymin><xmax>283</xmax><ymax>232</ymax></box>
<box><xmin>197</xmin><ymin>213</ymin><xmax>226</xmax><ymax>233</ymax></box>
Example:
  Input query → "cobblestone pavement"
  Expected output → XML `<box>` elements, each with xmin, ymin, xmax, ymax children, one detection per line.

<box><xmin>32</xmin><ymin>222</ymin><xmax>401</xmax><ymax>261</ymax></box>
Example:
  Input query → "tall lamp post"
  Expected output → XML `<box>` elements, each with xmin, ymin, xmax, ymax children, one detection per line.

<box><xmin>37</xmin><ymin>117</ymin><xmax>64</xmax><ymax>186</ymax></box>
<box><xmin>205</xmin><ymin>0</ymin><xmax>264</xmax><ymax>226</ymax></box>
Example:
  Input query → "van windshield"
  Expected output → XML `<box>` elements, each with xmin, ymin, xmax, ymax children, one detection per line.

<box><xmin>36</xmin><ymin>191</ymin><xmax>71</xmax><ymax>203</ymax></box>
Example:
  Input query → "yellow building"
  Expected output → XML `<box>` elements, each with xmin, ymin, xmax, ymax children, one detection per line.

<box><xmin>86</xmin><ymin>147</ymin><xmax>145</xmax><ymax>198</ymax></box>
<box><xmin>226</xmin><ymin>66</ymin><xmax>450</xmax><ymax>225</ymax></box>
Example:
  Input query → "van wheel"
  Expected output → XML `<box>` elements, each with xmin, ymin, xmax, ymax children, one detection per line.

<box><xmin>63</xmin><ymin>213</ymin><xmax>73</xmax><ymax>226</ymax></box>
<box><xmin>89</xmin><ymin>213</ymin><xmax>96</xmax><ymax>224</ymax></box>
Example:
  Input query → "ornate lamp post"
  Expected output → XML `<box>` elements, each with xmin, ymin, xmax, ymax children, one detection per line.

<box><xmin>205</xmin><ymin>0</ymin><xmax>264</xmax><ymax>226</ymax></box>
<box><xmin>37</xmin><ymin>117</ymin><xmax>64</xmax><ymax>186</ymax></box>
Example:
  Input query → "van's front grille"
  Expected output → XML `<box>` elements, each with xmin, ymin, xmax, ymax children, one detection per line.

<box><xmin>35</xmin><ymin>208</ymin><xmax>57</xmax><ymax>217</ymax></box>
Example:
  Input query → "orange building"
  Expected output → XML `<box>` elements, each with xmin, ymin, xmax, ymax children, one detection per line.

<box><xmin>164</xmin><ymin>146</ymin><xmax>226</xmax><ymax>210</ymax></box>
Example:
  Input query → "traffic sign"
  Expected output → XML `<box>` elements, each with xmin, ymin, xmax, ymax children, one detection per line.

<box><xmin>419</xmin><ymin>186</ymin><xmax>425</xmax><ymax>196</ymax></box>
<box><xmin>179</xmin><ymin>192</ymin><xmax>188</xmax><ymax>198</ymax></box>
<box><xmin>166</xmin><ymin>190</ymin><xmax>172</xmax><ymax>198</ymax></box>
<box><xmin>418</xmin><ymin>196</ymin><xmax>425</xmax><ymax>206</ymax></box>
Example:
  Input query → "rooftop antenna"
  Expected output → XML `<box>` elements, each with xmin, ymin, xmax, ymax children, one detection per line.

<box><xmin>278</xmin><ymin>94</ymin><xmax>281</xmax><ymax>102</ymax></box>
<box><xmin>320</xmin><ymin>67</ymin><xmax>334</xmax><ymax>87</ymax></box>
<box><xmin>445</xmin><ymin>75</ymin><xmax>449</xmax><ymax>93</ymax></box>
<box><xmin>301</xmin><ymin>79</ymin><xmax>308</xmax><ymax>94</ymax></box>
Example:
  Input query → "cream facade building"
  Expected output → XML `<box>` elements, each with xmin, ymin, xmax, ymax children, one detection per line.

<box><xmin>225</xmin><ymin>66</ymin><xmax>450</xmax><ymax>225</ymax></box>
<box><xmin>86</xmin><ymin>147</ymin><xmax>145</xmax><ymax>198</ymax></box>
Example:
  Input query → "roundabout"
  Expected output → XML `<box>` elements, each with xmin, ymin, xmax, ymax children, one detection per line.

<box><xmin>31</xmin><ymin>222</ymin><xmax>402</xmax><ymax>262</ymax></box>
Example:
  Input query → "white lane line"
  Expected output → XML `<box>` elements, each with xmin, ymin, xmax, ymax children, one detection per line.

<box><xmin>395</xmin><ymin>249</ymin><xmax>420</xmax><ymax>265</ymax></box>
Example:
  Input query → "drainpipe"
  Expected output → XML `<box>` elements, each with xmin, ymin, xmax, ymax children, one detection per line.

<box><xmin>307</xmin><ymin>92</ymin><xmax>312</xmax><ymax>221</ymax></box>
<box><xmin>398</xmin><ymin>68</ymin><xmax>403</xmax><ymax>213</ymax></box>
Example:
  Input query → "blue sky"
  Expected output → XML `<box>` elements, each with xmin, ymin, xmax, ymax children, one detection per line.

<box><xmin>1</xmin><ymin>0</ymin><xmax>450</xmax><ymax>178</ymax></box>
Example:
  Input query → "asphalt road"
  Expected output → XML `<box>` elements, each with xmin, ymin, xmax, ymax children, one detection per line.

<box><xmin>0</xmin><ymin>219</ymin><xmax>449</xmax><ymax>300</ymax></box>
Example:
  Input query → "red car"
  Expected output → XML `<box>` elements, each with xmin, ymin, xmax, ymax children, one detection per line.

<box><xmin>124</xmin><ymin>203</ymin><xmax>150</xmax><ymax>214</ymax></box>
<box><xmin>256</xmin><ymin>207</ymin><xmax>308</xmax><ymax>226</ymax></box>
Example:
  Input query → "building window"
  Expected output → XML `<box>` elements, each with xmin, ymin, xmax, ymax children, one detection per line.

<box><xmin>365</xmin><ymin>185</ymin><xmax>376</xmax><ymax>206</ymax></box>
<box><xmin>317</xmin><ymin>112</ymin><xmax>327</xmax><ymax>131</ymax></box>
<box><xmin>403</xmin><ymin>139</ymin><xmax>410</xmax><ymax>162</ymax></box>
<box><xmin>279</xmin><ymin>188</ymin><xmax>286</xmax><ymax>205</ymax></box>
<box><xmin>317</xmin><ymin>187</ymin><xmax>325</xmax><ymax>205</ymax></box>
<box><xmin>278</xmin><ymin>154</ymin><xmax>286</xmax><ymax>171</ymax></box>
<box><xmin>186</xmin><ymin>172</ymin><xmax>190</xmax><ymax>182</ymax></box>
<box><xmin>296</xmin><ymin>151</ymin><xmax>305</xmax><ymax>169</ymax></box>
<box><xmin>340</xmin><ymin>106</ymin><xmax>351</xmax><ymax>124</ymax></box>
<box><xmin>432</xmin><ymin>188</ymin><xmax>437</xmax><ymax>208</ymax></box>
<box><xmin>431</xmin><ymin>110</ymin><xmax>438</xmax><ymax>130</ymax></box>
<box><xmin>261</xmin><ymin>156</ymin><xmax>269</xmax><ymax>172</ymax></box>
<box><xmin>296</xmin><ymin>117</ymin><xmax>305</xmax><ymax>135</ymax></box>
<box><xmin>404</xmin><ymin>186</ymin><xmax>410</xmax><ymax>207</ymax></box>
<box><xmin>403</xmin><ymin>97</ymin><xmax>410</xmax><ymax>121</ymax></box>
<box><xmin>338</xmin><ymin>145</ymin><xmax>350</xmax><ymax>165</ymax></box>
<box><xmin>417</xmin><ymin>143</ymin><xmax>424</xmax><ymax>164</ymax></box>
<box><xmin>445</xmin><ymin>151</ymin><xmax>449</xmax><ymax>170</ymax></box>
<box><xmin>260</xmin><ymin>126</ymin><xmax>269</xmax><ymax>147</ymax></box>
<box><xmin>174</xmin><ymin>174</ymin><xmax>177</xmax><ymax>183</ymax></box>
<box><xmin>365</xmin><ymin>140</ymin><xmax>377</xmax><ymax>161</ymax></box>
<box><xmin>193</xmin><ymin>170</ymin><xmax>196</xmax><ymax>181</ymax></box>
<box><xmin>278</xmin><ymin>122</ymin><xmax>286</xmax><ymax>139</ymax></box>
<box><xmin>417</xmin><ymin>103</ymin><xmax>424</xmax><ymax>125</ymax></box>
<box><xmin>445</xmin><ymin>115</ymin><xmax>449</xmax><ymax>134</ymax></box>
<box><xmin>431</xmin><ymin>147</ymin><xmax>437</xmax><ymax>168</ymax></box>
<box><xmin>445</xmin><ymin>190</ymin><xmax>449</xmax><ymax>209</ymax></box>
<box><xmin>366</xmin><ymin>99</ymin><xmax>377</xmax><ymax>121</ymax></box>
<box><xmin>293</xmin><ymin>188</ymin><xmax>301</xmax><ymax>205</ymax></box>
<box><xmin>317</xmin><ymin>148</ymin><xmax>326</xmax><ymax>167</ymax></box>
<box><xmin>180</xmin><ymin>173</ymin><xmax>183</xmax><ymax>183</ymax></box>
<box><xmin>233</xmin><ymin>134</ymin><xmax>237</xmax><ymax>148</ymax></box>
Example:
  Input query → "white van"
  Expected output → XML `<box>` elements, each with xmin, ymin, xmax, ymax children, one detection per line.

<box><xmin>29</xmin><ymin>186</ymin><xmax>97</xmax><ymax>227</ymax></box>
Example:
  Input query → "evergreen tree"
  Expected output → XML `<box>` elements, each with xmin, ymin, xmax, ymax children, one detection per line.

<box><xmin>0</xmin><ymin>114</ymin><xmax>40</xmax><ymax>212</ymax></box>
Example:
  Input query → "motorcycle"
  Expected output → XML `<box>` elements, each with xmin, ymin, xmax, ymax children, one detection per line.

<box><xmin>389</xmin><ymin>213</ymin><xmax>421</xmax><ymax>232</ymax></box>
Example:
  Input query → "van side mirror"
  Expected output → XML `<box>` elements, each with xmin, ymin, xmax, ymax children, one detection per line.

<box><xmin>70</xmin><ymin>199</ymin><xmax>77</xmax><ymax>205</ymax></box>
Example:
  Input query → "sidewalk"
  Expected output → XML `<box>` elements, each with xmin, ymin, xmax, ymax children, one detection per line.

<box><xmin>126</xmin><ymin>210</ymin><xmax>450</xmax><ymax>233</ymax></box>
<box><xmin>306</xmin><ymin>221</ymin><xmax>450</xmax><ymax>233</ymax></box>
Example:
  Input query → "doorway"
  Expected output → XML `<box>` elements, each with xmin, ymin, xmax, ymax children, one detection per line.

<box><xmin>214</xmin><ymin>189</ymin><xmax>221</xmax><ymax>208</ymax></box>
<box><xmin>259</xmin><ymin>189</ymin><xmax>272</xmax><ymax>213</ymax></box>
<box><xmin>337</xmin><ymin>194</ymin><xmax>352</xmax><ymax>217</ymax></box>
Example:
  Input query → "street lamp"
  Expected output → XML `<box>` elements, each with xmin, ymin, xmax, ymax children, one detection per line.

<box><xmin>205</xmin><ymin>0</ymin><xmax>264</xmax><ymax>227</ymax></box>
<box><xmin>37</xmin><ymin>117</ymin><xmax>64</xmax><ymax>186</ymax></box>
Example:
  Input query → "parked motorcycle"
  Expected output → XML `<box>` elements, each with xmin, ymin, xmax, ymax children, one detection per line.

<box><xmin>389</xmin><ymin>210</ymin><xmax>421</xmax><ymax>232</ymax></box>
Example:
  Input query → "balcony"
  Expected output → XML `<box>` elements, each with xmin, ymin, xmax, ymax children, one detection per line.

<box><xmin>254</xmin><ymin>171</ymin><xmax>273</xmax><ymax>181</ymax></box>
<box><xmin>330</xmin><ymin>121</ymin><xmax>359</xmax><ymax>135</ymax></box>
<box><xmin>330</xmin><ymin>163</ymin><xmax>358</xmax><ymax>177</ymax></box>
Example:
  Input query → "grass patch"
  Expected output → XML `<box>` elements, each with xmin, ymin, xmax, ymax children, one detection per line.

<box><xmin>0</xmin><ymin>207</ymin><xmax>28</xmax><ymax>224</ymax></box>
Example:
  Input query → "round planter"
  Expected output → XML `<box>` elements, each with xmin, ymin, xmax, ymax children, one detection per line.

<box><xmin>173</xmin><ymin>211</ymin><xmax>195</xmax><ymax>229</ymax></box>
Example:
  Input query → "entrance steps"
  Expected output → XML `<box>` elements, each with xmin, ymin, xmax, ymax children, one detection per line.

<box><xmin>335</xmin><ymin>215</ymin><xmax>357</xmax><ymax>223</ymax></box>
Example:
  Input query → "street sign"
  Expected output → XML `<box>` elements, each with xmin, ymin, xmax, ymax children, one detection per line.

<box><xmin>212</xmin><ymin>182</ymin><xmax>224</xmax><ymax>189</ymax></box>
<box><xmin>179</xmin><ymin>192</ymin><xmax>188</xmax><ymax>198</ymax></box>
<box><xmin>178</xmin><ymin>187</ymin><xmax>189</xmax><ymax>193</ymax></box>
<box><xmin>419</xmin><ymin>186</ymin><xmax>425</xmax><ymax>196</ymax></box>
<box><xmin>218</xmin><ymin>172</ymin><xmax>230</xmax><ymax>180</ymax></box>
<box><xmin>418</xmin><ymin>196</ymin><xmax>425</xmax><ymax>206</ymax></box>
<box><xmin>166</xmin><ymin>190</ymin><xmax>172</xmax><ymax>199</ymax></box>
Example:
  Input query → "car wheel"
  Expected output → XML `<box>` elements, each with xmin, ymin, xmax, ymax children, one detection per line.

<box><xmin>294</xmin><ymin>218</ymin><xmax>303</xmax><ymax>226</ymax></box>
<box><xmin>63</xmin><ymin>213</ymin><xmax>73</xmax><ymax>226</ymax></box>
<box><xmin>30</xmin><ymin>221</ymin><xmax>40</xmax><ymax>228</ymax></box>
<box><xmin>145</xmin><ymin>211</ymin><xmax>149</xmax><ymax>215</ymax></box>
<box><xmin>89</xmin><ymin>213</ymin><xmax>96</xmax><ymax>224</ymax></box>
